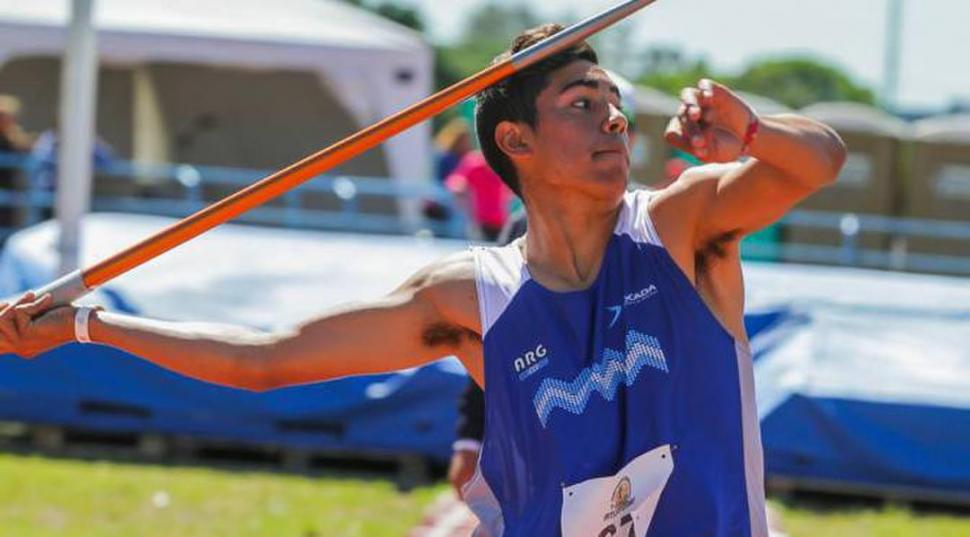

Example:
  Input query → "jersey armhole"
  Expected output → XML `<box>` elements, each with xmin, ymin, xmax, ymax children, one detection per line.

<box><xmin>470</xmin><ymin>246</ymin><xmax>493</xmax><ymax>337</ymax></box>
<box><xmin>641</xmin><ymin>192</ymin><xmax>665</xmax><ymax>248</ymax></box>
<box><xmin>622</xmin><ymin>189</ymin><xmax>665</xmax><ymax>249</ymax></box>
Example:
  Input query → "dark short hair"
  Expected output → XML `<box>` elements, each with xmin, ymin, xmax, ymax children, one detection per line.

<box><xmin>475</xmin><ymin>24</ymin><xmax>598</xmax><ymax>197</ymax></box>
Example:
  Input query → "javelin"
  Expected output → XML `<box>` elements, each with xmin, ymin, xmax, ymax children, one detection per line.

<box><xmin>36</xmin><ymin>0</ymin><xmax>658</xmax><ymax>306</ymax></box>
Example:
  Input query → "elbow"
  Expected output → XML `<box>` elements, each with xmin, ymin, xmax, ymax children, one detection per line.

<box><xmin>230</xmin><ymin>332</ymin><xmax>331</xmax><ymax>393</ymax></box>
<box><xmin>235</xmin><ymin>377</ymin><xmax>274</xmax><ymax>394</ymax></box>
<box><xmin>230</xmin><ymin>345</ymin><xmax>278</xmax><ymax>393</ymax></box>
<box><xmin>817</xmin><ymin>125</ymin><xmax>848</xmax><ymax>186</ymax></box>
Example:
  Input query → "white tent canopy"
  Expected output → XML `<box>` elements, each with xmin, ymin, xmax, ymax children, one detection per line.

<box><xmin>0</xmin><ymin>0</ymin><xmax>433</xmax><ymax>198</ymax></box>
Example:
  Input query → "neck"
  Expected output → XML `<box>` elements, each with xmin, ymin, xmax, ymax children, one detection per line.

<box><xmin>520</xmin><ymin>186</ymin><xmax>623</xmax><ymax>292</ymax></box>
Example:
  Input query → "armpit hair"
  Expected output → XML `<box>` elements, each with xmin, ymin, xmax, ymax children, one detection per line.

<box><xmin>422</xmin><ymin>322</ymin><xmax>481</xmax><ymax>349</ymax></box>
<box><xmin>694</xmin><ymin>229</ymin><xmax>740</xmax><ymax>275</ymax></box>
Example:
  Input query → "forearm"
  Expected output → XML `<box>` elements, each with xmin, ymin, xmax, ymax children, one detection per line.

<box><xmin>747</xmin><ymin>114</ymin><xmax>847</xmax><ymax>187</ymax></box>
<box><xmin>88</xmin><ymin>311</ymin><xmax>277</xmax><ymax>391</ymax></box>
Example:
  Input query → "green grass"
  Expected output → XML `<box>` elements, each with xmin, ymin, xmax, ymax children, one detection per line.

<box><xmin>1</xmin><ymin>451</ymin><xmax>968</xmax><ymax>537</ymax></box>
<box><xmin>0</xmin><ymin>452</ymin><xmax>441</xmax><ymax>537</ymax></box>
<box><xmin>773</xmin><ymin>498</ymin><xmax>970</xmax><ymax>537</ymax></box>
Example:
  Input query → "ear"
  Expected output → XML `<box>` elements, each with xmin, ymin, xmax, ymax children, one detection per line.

<box><xmin>494</xmin><ymin>121</ymin><xmax>533</xmax><ymax>161</ymax></box>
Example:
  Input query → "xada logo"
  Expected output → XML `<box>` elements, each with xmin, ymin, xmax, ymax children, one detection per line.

<box><xmin>513</xmin><ymin>343</ymin><xmax>549</xmax><ymax>381</ymax></box>
<box><xmin>607</xmin><ymin>285</ymin><xmax>658</xmax><ymax>328</ymax></box>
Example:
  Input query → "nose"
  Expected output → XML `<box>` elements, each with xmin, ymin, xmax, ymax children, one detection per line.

<box><xmin>604</xmin><ymin>103</ymin><xmax>628</xmax><ymax>135</ymax></box>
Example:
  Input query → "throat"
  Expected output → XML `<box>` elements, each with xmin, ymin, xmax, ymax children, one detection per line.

<box><xmin>520</xmin><ymin>198</ymin><xmax>621</xmax><ymax>292</ymax></box>
<box><xmin>521</xmin><ymin>235</ymin><xmax>611</xmax><ymax>292</ymax></box>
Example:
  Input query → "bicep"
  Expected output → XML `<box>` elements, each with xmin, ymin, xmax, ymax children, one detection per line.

<box><xmin>683</xmin><ymin>161</ymin><xmax>817</xmax><ymax>243</ymax></box>
<box><xmin>259</xmin><ymin>254</ymin><xmax>480</xmax><ymax>388</ymax></box>
<box><xmin>265</xmin><ymin>292</ymin><xmax>446</xmax><ymax>384</ymax></box>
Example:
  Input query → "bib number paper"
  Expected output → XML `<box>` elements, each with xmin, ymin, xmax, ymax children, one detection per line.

<box><xmin>561</xmin><ymin>444</ymin><xmax>673</xmax><ymax>537</ymax></box>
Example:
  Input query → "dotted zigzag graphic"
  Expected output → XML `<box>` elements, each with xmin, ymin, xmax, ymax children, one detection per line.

<box><xmin>532</xmin><ymin>330</ymin><xmax>668</xmax><ymax>427</ymax></box>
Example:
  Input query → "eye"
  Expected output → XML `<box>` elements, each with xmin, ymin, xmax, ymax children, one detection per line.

<box><xmin>572</xmin><ymin>98</ymin><xmax>591</xmax><ymax>110</ymax></box>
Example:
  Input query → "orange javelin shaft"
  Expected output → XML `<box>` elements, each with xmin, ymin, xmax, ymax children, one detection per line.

<box><xmin>36</xmin><ymin>0</ymin><xmax>658</xmax><ymax>306</ymax></box>
<box><xmin>85</xmin><ymin>60</ymin><xmax>515</xmax><ymax>287</ymax></box>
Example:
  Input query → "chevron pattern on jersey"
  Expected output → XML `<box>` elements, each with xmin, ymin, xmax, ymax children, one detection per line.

<box><xmin>533</xmin><ymin>330</ymin><xmax>668</xmax><ymax>427</ymax></box>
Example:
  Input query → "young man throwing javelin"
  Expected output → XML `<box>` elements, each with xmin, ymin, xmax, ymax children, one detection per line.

<box><xmin>1</xmin><ymin>24</ymin><xmax>845</xmax><ymax>536</ymax></box>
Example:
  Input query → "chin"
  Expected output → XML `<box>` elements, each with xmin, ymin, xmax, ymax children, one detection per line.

<box><xmin>585</xmin><ymin>168</ymin><xmax>629</xmax><ymax>201</ymax></box>
<box><xmin>595</xmin><ymin>163</ymin><xmax>629</xmax><ymax>186</ymax></box>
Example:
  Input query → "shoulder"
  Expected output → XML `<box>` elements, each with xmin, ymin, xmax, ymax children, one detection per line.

<box><xmin>652</xmin><ymin>163</ymin><xmax>741</xmax><ymax>205</ymax></box>
<box><xmin>396</xmin><ymin>250</ymin><xmax>481</xmax><ymax>333</ymax></box>
<box><xmin>400</xmin><ymin>250</ymin><xmax>476</xmax><ymax>298</ymax></box>
<box><xmin>647</xmin><ymin>164</ymin><xmax>741</xmax><ymax>236</ymax></box>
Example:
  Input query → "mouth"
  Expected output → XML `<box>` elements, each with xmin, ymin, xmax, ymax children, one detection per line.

<box><xmin>592</xmin><ymin>148</ymin><xmax>629</xmax><ymax>162</ymax></box>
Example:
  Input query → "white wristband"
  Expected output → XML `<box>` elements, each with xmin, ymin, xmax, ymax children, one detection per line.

<box><xmin>452</xmin><ymin>439</ymin><xmax>482</xmax><ymax>453</ymax></box>
<box><xmin>74</xmin><ymin>306</ymin><xmax>97</xmax><ymax>344</ymax></box>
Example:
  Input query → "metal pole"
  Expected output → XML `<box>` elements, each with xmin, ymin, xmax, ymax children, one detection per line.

<box><xmin>55</xmin><ymin>0</ymin><xmax>99</xmax><ymax>276</ymax></box>
<box><xmin>882</xmin><ymin>0</ymin><xmax>903</xmax><ymax>112</ymax></box>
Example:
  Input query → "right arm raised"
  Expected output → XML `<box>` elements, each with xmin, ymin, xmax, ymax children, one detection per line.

<box><xmin>1</xmin><ymin>252</ymin><xmax>483</xmax><ymax>391</ymax></box>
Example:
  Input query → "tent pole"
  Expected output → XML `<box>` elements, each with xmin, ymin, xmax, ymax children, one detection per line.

<box><xmin>55</xmin><ymin>0</ymin><xmax>99</xmax><ymax>276</ymax></box>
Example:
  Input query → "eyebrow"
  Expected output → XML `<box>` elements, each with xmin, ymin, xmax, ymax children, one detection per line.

<box><xmin>559</xmin><ymin>78</ymin><xmax>621</xmax><ymax>99</ymax></box>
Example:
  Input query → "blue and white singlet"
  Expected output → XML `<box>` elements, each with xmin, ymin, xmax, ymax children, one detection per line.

<box><xmin>463</xmin><ymin>189</ymin><xmax>768</xmax><ymax>537</ymax></box>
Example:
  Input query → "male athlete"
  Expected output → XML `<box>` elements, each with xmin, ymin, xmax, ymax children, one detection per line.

<box><xmin>1</xmin><ymin>24</ymin><xmax>845</xmax><ymax>536</ymax></box>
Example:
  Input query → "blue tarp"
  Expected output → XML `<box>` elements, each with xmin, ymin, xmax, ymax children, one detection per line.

<box><xmin>0</xmin><ymin>215</ymin><xmax>472</xmax><ymax>460</ymax></box>
<box><xmin>1</xmin><ymin>214</ymin><xmax>968</xmax><ymax>499</ymax></box>
<box><xmin>743</xmin><ymin>262</ymin><xmax>970</xmax><ymax>500</ymax></box>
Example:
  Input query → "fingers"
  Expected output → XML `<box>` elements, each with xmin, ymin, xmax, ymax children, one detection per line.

<box><xmin>0</xmin><ymin>307</ymin><xmax>20</xmax><ymax>354</ymax></box>
<box><xmin>0</xmin><ymin>292</ymin><xmax>50</xmax><ymax>356</ymax></box>
<box><xmin>5</xmin><ymin>293</ymin><xmax>53</xmax><ymax>338</ymax></box>
<box><xmin>13</xmin><ymin>308</ymin><xmax>30</xmax><ymax>338</ymax></box>
<box><xmin>663</xmin><ymin>116</ymin><xmax>690</xmax><ymax>154</ymax></box>
<box><xmin>666</xmin><ymin>113</ymin><xmax>710</xmax><ymax>160</ymax></box>
<box><xmin>20</xmin><ymin>293</ymin><xmax>53</xmax><ymax>318</ymax></box>
<box><xmin>679</xmin><ymin>87</ymin><xmax>702</xmax><ymax>122</ymax></box>
<box><xmin>675</xmin><ymin>83</ymin><xmax>717</xmax><ymax>159</ymax></box>
<box><xmin>0</xmin><ymin>291</ymin><xmax>33</xmax><ymax>338</ymax></box>
<box><xmin>699</xmin><ymin>79</ymin><xmax>715</xmax><ymax>104</ymax></box>
<box><xmin>0</xmin><ymin>316</ymin><xmax>17</xmax><ymax>349</ymax></box>
<box><xmin>1</xmin><ymin>291</ymin><xmax>35</xmax><ymax>315</ymax></box>
<box><xmin>700</xmin><ymin>78</ymin><xmax>738</xmax><ymax>105</ymax></box>
<box><xmin>670</xmin><ymin>78</ymin><xmax>750</xmax><ymax>162</ymax></box>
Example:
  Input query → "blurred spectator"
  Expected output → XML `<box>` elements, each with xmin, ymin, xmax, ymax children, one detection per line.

<box><xmin>29</xmin><ymin>125</ymin><xmax>115</xmax><ymax>192</ymax></box>
<box><xmin>425</xmin><ymin>118</ymin><xmax>473</xmax><ymax>221</ymax></box>
<box><xmin>435</xmin><ymin>117</ymin><xmax>472</xmax><ymax>183</ymax></box>
<box><xmin>660</xmin><ymin>149</ymin><xmax>702</xmax><ymax>190</ymax></box>
<box><xmin>0</xmin><ymin>95</ymin><xmax>32</xmax><ymax>230</ymax></box>
<box><xmin>446</xmin><ymin>151</ymin><xmax>513</xmax><ymax>241</ymax></box>
<box><xmin>0</xmin><ymin>95</ymin><xmax>30</xmax><ymax>154</ymax></box>
<box><xmin>29</xmin><ymin>125</ymin><xmax>115</xmax><ymax>221</ymax></box>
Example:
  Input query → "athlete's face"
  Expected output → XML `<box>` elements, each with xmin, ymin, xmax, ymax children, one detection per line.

<box><xmin>506</xmin><ymin>60</ymin><xmax>630</xmax><ymax>203</ymax></box>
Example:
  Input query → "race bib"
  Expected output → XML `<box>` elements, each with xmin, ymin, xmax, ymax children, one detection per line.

<box><xmin>561</xmin><ymin>444</ymin><xmax>673</xmax><ymax>537</ymax></box>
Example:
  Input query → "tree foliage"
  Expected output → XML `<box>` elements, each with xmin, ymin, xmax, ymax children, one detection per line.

<box><xmin>339</xmin><ymin>1</ymin><xmax>875</xmax><ymax>111</ymax></box>
<box><xmin>340</xmin><ymin>0</ymin><xmax>425</xmax><ymax>32</ymax></box>
<box><xmin>435</xmin><ymin>4</ymin><xmax>541</xmax><ymax>86</ymax></box>
<box><xmin>730</xmin><ymin>58</ymin><xmax>875</xmax><ymax>109</ymax></box>
<box><xmin>637</xmin><ymin>48</ymin><xmax>875</xmax><ymax>109</ymax></box>
<box><xmin>633</xmin><ymin>46</ymin><xmax>717</xmax><ymax>98</ymax></box>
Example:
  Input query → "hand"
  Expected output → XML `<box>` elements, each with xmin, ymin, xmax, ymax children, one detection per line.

<box><xmin>447</xmin><ymin>448</ymin><xmax>480</xmax><ymax>499</ymax></box>
<box><xmin>664</xmin><ymin>79</ymin><xmax>757</xmax><ymax>163</ymax></box>
<box><xmin>0</xmin><ymin>292</ymin><xmax>75</xmax><ymax>358</ymax></box>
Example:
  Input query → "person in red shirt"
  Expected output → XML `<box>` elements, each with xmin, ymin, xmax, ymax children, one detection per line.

<box><xmin>446</xmin><ymin>150</ymin><xmax>514</xmax><ymax>241</ymax></box>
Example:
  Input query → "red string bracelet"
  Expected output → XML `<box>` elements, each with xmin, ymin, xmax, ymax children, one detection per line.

<box><xmin>740</xmin><ymin>115</ymin><xmax>760</xmax><ymax>156</ymax></box>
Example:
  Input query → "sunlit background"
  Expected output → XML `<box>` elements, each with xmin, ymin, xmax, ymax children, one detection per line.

<box><xmin>0</xmin><ymin>1</ymin><xmax>966</xmax><ymax>536</ymax></box>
